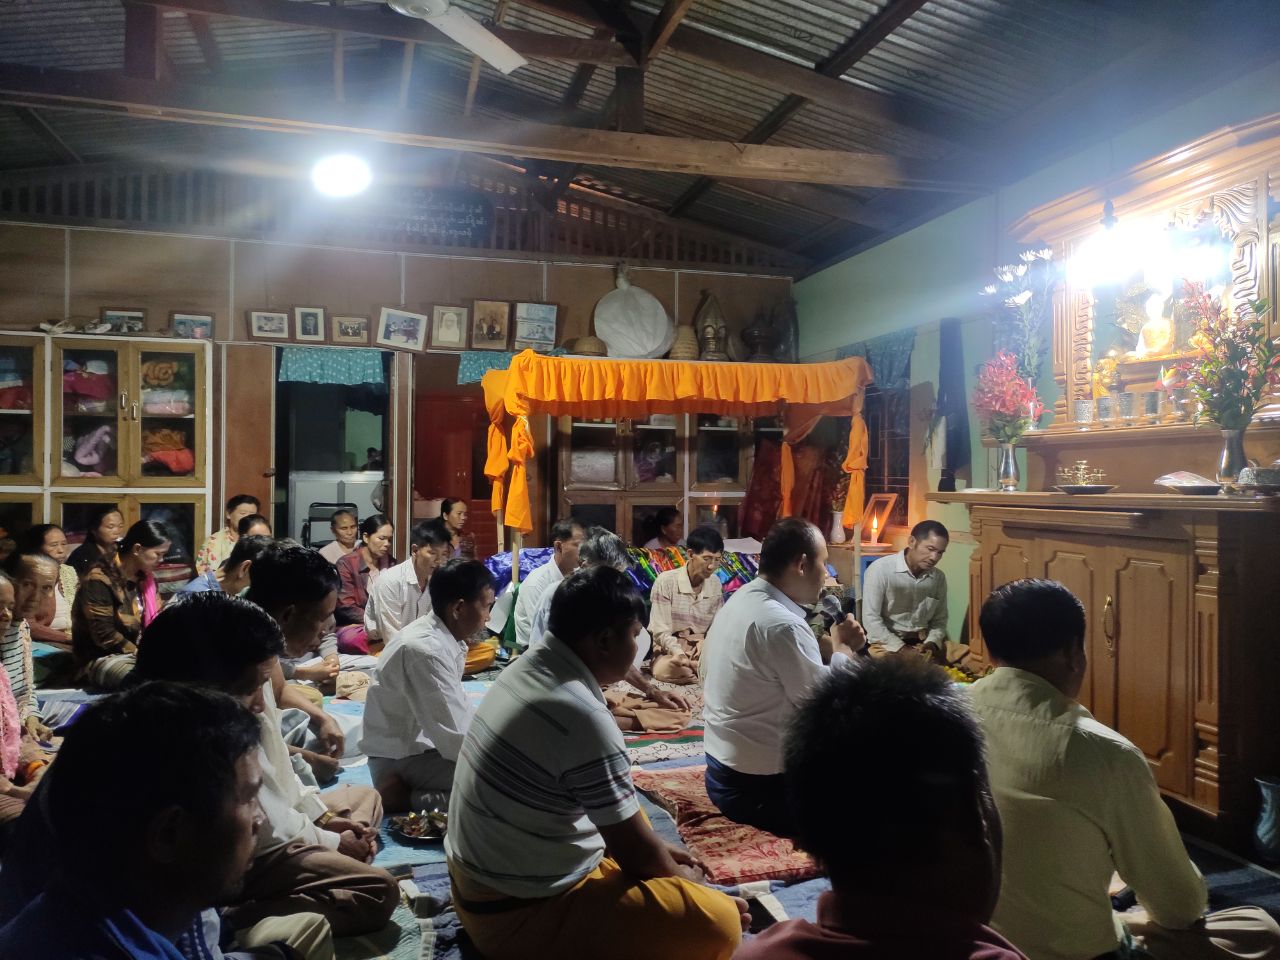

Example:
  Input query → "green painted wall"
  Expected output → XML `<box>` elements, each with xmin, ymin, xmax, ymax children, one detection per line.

<box><xmin>799</xmin><ymin>61</ymin><xmax>1280</xmax><ymax>641</ymax></box>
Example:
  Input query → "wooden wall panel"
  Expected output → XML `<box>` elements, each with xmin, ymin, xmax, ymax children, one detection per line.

<box><xmin>545</xmin><ymin>265</ymin><xmax>675</xmax><ymax>345</ymax></box>
<box><xmin>68</xmin><ymin>231</ymin><xmax>228</xmax><ymax>334</ymax></box>
<box><xmin>221</xmin><ymin>343</ymin><xmax>276</xmax><ymax>511</ymax></box>
<box><xmin>401</xmin><ymin>257</ymin><xmax>543</xmax><ymax>329</ymax></box>
<box><xmin>0</xmin><ymin>224</ymin><xmax>65</xmax><ymax>327</ymax></box>
<box><xmin>230</xmin><ymin>242</ymin><xmax>401</xmax><ymax>343</ymax></box>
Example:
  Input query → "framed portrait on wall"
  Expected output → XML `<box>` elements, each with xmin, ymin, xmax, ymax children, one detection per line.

<box><xmin>430</xmin><ymin>304</ymin><xmax>468</xmax><ymax>350</ymax></box>
<box><xmin>513</xmin><ymin>302</ymin><xmax>558</xmax><ymax>353</ymax></box>
<box><xmin>170</xmin><ymin>312</ymin><xmax>214</xmax><ymax>340</ymax></box>
<box><xmin>246</xmin><ymin>310</ymin><xmax>290</xmax><ymax>341</ymax></box>
<box><xmin>471</xmin><ymin>300</ymin><xmax>511</xmax><ymax>351</ymax></box>
<box><xmin>331</xmin><ymin>315</ymin><xmax>371</xmax><ymax>346</ymax></box>
<box><xmin>294</xmin><ymin>307</ymin><xmax>326</xmax><ymax>343</ymax></box>
<box><xmin>375</xmin><ymin>307</ymin><xmax>430</xmax><ymax>352</ymax></box>
<box><xmin>102</xmin><ymin>308</ymin><xmax>147</xmax><ymax>333</ymax></box>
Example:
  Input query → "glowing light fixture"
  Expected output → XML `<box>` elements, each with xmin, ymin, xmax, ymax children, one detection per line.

<box><xmin>311</xmin><ymin>154</ymin><xmax>372</xmax><ymax>197</ymax></box>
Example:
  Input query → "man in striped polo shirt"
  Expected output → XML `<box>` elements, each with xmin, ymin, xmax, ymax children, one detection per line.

<box><xmin>445</xmin><ymin>565</ymin><xmax>747</xmax><ymax>960</ymax></box>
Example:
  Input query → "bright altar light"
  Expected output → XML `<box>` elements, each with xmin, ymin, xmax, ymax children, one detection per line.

<box><xmin>311</xmin><ymin>154</ymin><xmax>372</xmax><ymax>197</ymax></box>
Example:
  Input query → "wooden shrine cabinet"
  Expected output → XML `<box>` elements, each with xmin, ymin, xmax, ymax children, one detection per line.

<box><xmin>931</xmin><ymin>491</ymin><xmax>1280</xmax><ymax>845</ymax></box>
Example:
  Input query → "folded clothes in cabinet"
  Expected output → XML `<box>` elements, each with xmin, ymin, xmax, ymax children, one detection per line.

<box><xmin>140</xmin><ymin>389</ymin><xmax>193</xmax><ymax>416</ymax></box>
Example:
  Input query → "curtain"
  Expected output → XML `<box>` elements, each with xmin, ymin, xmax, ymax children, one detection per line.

<box><xmin>457</xmin><ymin>348</ymin><xmax>565</xmax><ymax>385</ymax></box>
<box><xmin>838</xmin><ymin>328</ymin><xmax>915</xmax><ymax>391</ymax></box>
<box><xmin>933</xmin><ymin>317</ymin><xmax>971</xmax><ymax>491</ymax></box>
<box><xmin>277</xmin><ymin>347</ymin><xmax>385</xmax><ymax>386</ymax></box>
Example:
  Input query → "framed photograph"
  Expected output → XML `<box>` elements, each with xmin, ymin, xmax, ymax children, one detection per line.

<box><xmin>429</xmin><ymin>304</ymin><xmax>468</xmax><ymax>350</ymax></box>
<box><xmin>169</xmin><ymin>312</ymin><xmax>214</xmax><ymax>340</ymax></box>
<box><xmin>331</xmin><ymin>315</ymin><xmax>371</xmax><ymax>346</ymax></box>
<box><xmin>102</xmin><ymin>308</ymin><xmax>146</xmax><ymax>334</ymax></box>
<box><xmin>375</xmin><ymin>307</ymin><xmax>430</xmax><ymax>352</ymax></box>
<box><xmin>471</xmin><ymin>300</ymin><xmax>511</xmax><ymax>351</ymax></box>
<box><xmin>294</xmin><ymin>307</ymin><xmax>326</xmax><ymax>343</ymax></box>
<box><xmin>246</xmin><ymin>310</ymin><xmax>290</xmax><ymax>341</ymax></box>
<box><xmin>513</xmin><ymin>302</ymin><xmax>558</xmax><ymax>353</ymax></box>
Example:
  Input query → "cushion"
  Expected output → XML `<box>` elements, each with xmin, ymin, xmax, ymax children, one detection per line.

<box><xmin>632</xmin><ymin>765</ymin><xmax>819</xmax><ymax>885</ymax></box>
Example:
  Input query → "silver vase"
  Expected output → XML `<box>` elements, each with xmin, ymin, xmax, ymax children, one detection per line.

<box><xmin>1254</xmin><ymin>776</ymin><xmax>1280</xmax><ymax>863</ymax></box>
<box><xmin>829</xmin><ymin>509</ymin><xmax>847</xmax><ymax>544</ymax></box>
<box><xmin>996</xmin><ymin>442</ymin><xmax>1020</xmax><ymax>492</ymax></box>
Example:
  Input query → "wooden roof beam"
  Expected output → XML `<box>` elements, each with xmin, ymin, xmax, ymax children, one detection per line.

<box><xmin>668</xmin><ymin>0</ymin><xmax>931</xmax><ymax>216</ymax></box>
<box><xmin>515</xmin><ymin>0</ymin><xmax>968</xmax><ymax>148</ymax></box>
<box><xmin>137</xmin><ymin>0</ymin><xmax>639</xmax><ymax>65</ymax></box>
<box><xmin>644</xmin><ymin>0</ymin><xmax>694</xmax><ymax>64</ymax></box>
<box><xmin>186</xmin><ymin>12</ymin><xmax>224</xmax><ymax>74</ymax></box>
<box><xmin>11</xmin><ymin>106</ymin><xmax>83</xmax><ymax>164</ymax></box>
<box><xmin>0</xmin><ymin>63</ymin><xmax>990</xmax><ymax>190</ymax></box>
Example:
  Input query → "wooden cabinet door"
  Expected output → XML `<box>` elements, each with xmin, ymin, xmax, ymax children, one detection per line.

<box><xmin>0</xmin><ymin>334</ymin><xmax>45</xmax><ymax>486</ymax></box>
<box><xmin>52</xmin><ymin>337</ymin><xmax>129</xmax><ymax>486</ymax></box>
<box><xmin>221</xmin><ymin>344</ymin><xmax>275</xmax><ymax>510</ymax></box>
<box><xmin>1106</xmin><ymin>539</ymin><xmax>1191</xmax><ymax>797</ymax></box>
<box><xmin>1036</xmin><ymin>536</ymin><xmax>1113</xmax><ymax>726</ymax></box>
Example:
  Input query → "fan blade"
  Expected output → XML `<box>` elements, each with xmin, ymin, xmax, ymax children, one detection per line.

<box><xmin>429</xmin><ymin>7</ymin><xmax>527</xmax><ymax>74</ymax></box>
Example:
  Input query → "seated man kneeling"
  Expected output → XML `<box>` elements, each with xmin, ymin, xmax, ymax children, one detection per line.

<box><xmin>647</xmin><ymin>525</ymin><xmax>725</xmax><ymax>684</ymax></box>
<box><xmin>446</xmin><ymin>565</ymin><xmax>748</xmax><ymax>960</ymax></box>
<box><xmin>738</xmin><ymin>657</ymin><xmax>1025</xmax><ymax>960</ymax></box>
<box><xmin>361</xmin><ymin>558</ymin><xmax>495</xmax><ymax>812</ymax></box>
<box><xmin>971</xmin><ymin>579</ymin><xmax>1280</xmax><ymax>960</ymax></box>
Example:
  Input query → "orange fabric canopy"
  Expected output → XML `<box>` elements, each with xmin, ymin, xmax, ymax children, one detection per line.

<box><xmin>481</xmin><ymin>350</ymin><xmax>873</xmax><ymax>535</ymax></box>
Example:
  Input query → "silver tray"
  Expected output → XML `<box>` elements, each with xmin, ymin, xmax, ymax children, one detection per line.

<box><xmin>1053</xmin><ymin>484</ymin><xmax>1117</xmax><ymax>495</ymax></box>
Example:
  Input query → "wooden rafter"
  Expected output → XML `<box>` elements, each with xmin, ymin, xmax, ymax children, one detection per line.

<box><xmin>11</xmin><ymin>107</ymin><xmax>83</xmax><ymax>164</ymax></box>
<box><xmin>186</xmin><ymin>12</ymin><xmax>224</xmax><ymax>74</ymax></box>
<box><xmin>668</xmin><ymin>0</ymin><xmax>930</xmax><ymax>216</ymax></box>
<box><xmin>123</xmin><ymin>3</ymin><xmax>165</xmax><ymax>81</ymax></box>
<box><xmin>0</xmin><ymin>63</ymin><xmax>990</xmax><ymax>190</ymax></box>
<box><xmin>644</xmin><ymin>0</ymin><xmax>694</xmax><ymax>64</ymax></box>
<box><xmin>515</xmin><ymin>0</ymin><xmax>966</xmax><ymax>148</ymax></box>
<box><xmin>136</xmin><ymin>0</ymin><xmax>639</xmax><ymax>66</ymax></box>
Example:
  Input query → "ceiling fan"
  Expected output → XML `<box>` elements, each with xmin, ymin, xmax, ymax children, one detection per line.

<box><xmin>387</xmin><ymin>0</ymin><xmax>528</xmax><ymax>75</ymax></box>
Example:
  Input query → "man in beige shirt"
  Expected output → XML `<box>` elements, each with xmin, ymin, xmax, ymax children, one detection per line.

<box><xmin>648</xmin><ymin>525</ymin><xmax>725</xmax><ymax>683</ymax></box>
<box><xmin>969</xmin><ymin>578</ymin><xmax>1279</xmax><ymax>960</ymax></box>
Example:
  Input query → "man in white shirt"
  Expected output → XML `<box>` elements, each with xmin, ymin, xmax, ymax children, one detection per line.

<box><xmin>861</xmin><ymin>519</ymin><xmax>949</xmax><ymax>663</ymax></box>
<box><xmin>969</xmin><ymin>579</ymin><xmax>1280</xmax><ymax>960</ymax></box>
<box><xmin>527</xmin><ymin>526</ymin><xmax>688</xmax><ymax>713</ymax></box>
<box><xmin>702</xmin><ymin>518</ymin><xmax>865</xmax><ymax>837</ymax></box>
<box><xmin>364</xmin><ymin>518</ymin><xmax>452</xmax><ymax>644</ymax></box>
<box><xmin>511</xmin><ymin>517</ymin><xmax>584</xmax><ymax>648</ymax></box>
<box><xmin>318</xmin><ymin>510</ymin><xmax>358</xmax><ymax>566</ymax></box>
<box><xmin>446</xmin><ymin>565</ymin><xmax>747</xmax><ymax>960</ymax></box>
<box><xmin>362</xmin><ymin>559</ymin><xmax>495</xmax><ymax>813</ymax></box>
<box><xmin>237</xmin><ymin>543</ymin><xmax>399</xmax><ymax>936</ymax></box>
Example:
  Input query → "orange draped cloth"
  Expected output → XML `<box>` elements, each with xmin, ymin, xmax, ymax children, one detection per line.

<box><xmin>483</xmin><ymin>351</ymin><xmax>873</xmax><ymax>535</ymax></box>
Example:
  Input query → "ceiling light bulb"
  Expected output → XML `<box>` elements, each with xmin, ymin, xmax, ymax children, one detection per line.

<box><xmin>311</xmin><ymin>154</ymin><xmax>372</xmax><ymax>197</ymax></box>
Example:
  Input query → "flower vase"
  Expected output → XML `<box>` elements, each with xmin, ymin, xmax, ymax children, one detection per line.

<box><xmin>996</xmin><ymin>442</ymin><xmax>1020</xmax><ymax>492</ymax></box>
<box><xmin>829</xmin><ymin>509</ymin><xmax>847</xmax><ymax>545</ymax></box>
<box><xmin>1254</xmin><ymin>776</ymin><xmax>1280</xmax><ymax>863</ymax></box>
<box><xmin>1217</xmin><ymin>428</ymin><xmax>1250</xmax><ymax>488</ymax></box>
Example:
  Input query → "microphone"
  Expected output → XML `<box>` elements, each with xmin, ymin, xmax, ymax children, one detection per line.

<box><xmin>818</xmin><ymin>593</ymin><xmax>856</xmax><ymax>630</ymax></box>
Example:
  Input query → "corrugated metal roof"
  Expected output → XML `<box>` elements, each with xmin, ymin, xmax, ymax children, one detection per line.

<box><xmin>0</xmin><ymin>0</ymin><xmax>1186</xmax><ymax>263</ymax></box>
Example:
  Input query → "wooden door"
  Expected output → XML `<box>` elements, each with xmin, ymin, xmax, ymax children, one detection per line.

<box><xmin>1034</xmin><ymin>535</ymin><xmax>1112</xmax><ymax>724</ymax></box>
<box><xmin>1107</xmin><ymin>539</ymin><xmax>1192</xmax><ymax>797</ymax></box>
<box><xmin>413</xmin><ymin>394</ymin><xmax>498</xmax><ymax>559</ymax></box>
<box><xmin>221</xmin><ymin>344</ymin><xmax>275</xmax><ymax>510</ymax></box>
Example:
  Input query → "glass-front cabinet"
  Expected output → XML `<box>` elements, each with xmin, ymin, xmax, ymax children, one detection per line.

<box><xmin>0</xmin><ymin>335</ymin><xmax>45</xmax><ymax>485</ymax></box>
<box><xmin>557</xmin><ymin>413</ymin><xmax>767</xmax><ymax>544</ymax></box>
<box><xmin>53</xmin><ymin>338</ymin><xmax>206</xmax><ymax>487</ymax></box>
<box><xmin>53</xmin><ymin>493</ymin><xmax>205</xmax><ymax>596</ymax></box>
<box><xmin>0</xmin><ymin>495</ymin><xmax>42</xmax><ymax>551</ymax></box>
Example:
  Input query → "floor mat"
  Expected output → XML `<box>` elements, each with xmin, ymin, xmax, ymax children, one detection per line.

<box><xmin>625</xmin><ymin>725</ymin><xmax>705</xmax><ymax>765</ymax></box>
<box><xmin>632</xmin><ymin>764</ymin><xmax>819</xmax><ymax>885</ymax></box>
